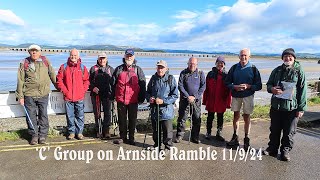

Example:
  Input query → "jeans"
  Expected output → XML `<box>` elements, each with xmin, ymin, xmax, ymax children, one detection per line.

<box><xmin>24</xmin><ymin>95</ymin><xmax>49</xmax><ymax>138</ymax></box>
<box><xmin>65</xmin><ymin>100</ymin><xmax>85</xmax><ymax>135</ymax></box>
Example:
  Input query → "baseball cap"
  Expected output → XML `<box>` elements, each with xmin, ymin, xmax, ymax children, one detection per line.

<box><xmin>156</xmin><ymin>60</ymin><xmax>167</xmax><ymax>68</ymax></box>
<box><xmin>28</xmin><ymin>44</ymin><xmax>41</xmax><ymax>51</ymax></box>
<box><xmin>98</xmin><ymin>52</ymin><xmax>107</xmax><ymax>58</ymax></box>
<box><xmin>125</xmin><ymin>49</ymin><xmax>134</xmax><ymax>55</ymax></box>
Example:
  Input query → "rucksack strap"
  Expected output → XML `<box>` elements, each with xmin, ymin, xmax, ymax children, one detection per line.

<box><xmin>24</xmin><ymin>56</ymin><xmax>49</xmax><ymax>71</ymax></box>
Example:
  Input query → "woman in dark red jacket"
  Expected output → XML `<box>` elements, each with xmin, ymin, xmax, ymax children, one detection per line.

<box><xmin>203</xmin><ymin>56</ymin><xmax>231</xmax><ymax>141</ymax></box>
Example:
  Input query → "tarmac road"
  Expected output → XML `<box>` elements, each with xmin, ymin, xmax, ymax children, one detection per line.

<box><xmin>0</xmin><ymin>120</ymin><xmax>319</xmax><ymax>180</ymax></box>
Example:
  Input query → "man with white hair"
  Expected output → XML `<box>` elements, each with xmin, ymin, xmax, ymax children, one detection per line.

<box><xmin>16</xmin><ymin>44</ymin><xmax>57</xmax><ymax>145</ymax></box>
<box><xmin>56</xmin><ymin>49</ymin><xmax>90</xmax><ymax>140</ymax></box>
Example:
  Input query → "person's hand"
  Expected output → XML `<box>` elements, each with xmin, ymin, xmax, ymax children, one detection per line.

<box><xmin>296</xmin><ymin>111</ymin><xmax>304</xmax><ymax>118</ymax></box>
<box><xmin>93</xmin><ymin>87</ymin><xmax>99</xmax><ymax>94</ymax></box>
<box><xmin>188</xmin><ymin>96</ymin><xmax>195</xmax><ymax>103</ymax></box>
<box><xmin>19</xmin><ymin>99</ymin><xmax>24</xmax><ymax>106</ymax></box>
<box><xmin>155</xmin><ymin>98</ymin><xmax>164</xmax><ymax>105</ymax></box>
<box><xmin>271</xmin><ymin>86</ymin><xmax>283</xmax><ymax>95</ymax></box>
<box><xmin>241</xmin><ymin>84</ymin><xmax>251</xmax><ymax>90</ymax></box>
<box><xmin>234</xmin><ymin>85</ymin><xmax>244</xmax><ymax>91</ymax></box>
<box><xmin>150</xmin><ymin>97</ymin><xmax>155</xmax><ymax>104</ymax></box>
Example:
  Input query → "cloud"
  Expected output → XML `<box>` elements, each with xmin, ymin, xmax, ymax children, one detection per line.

<box><xmin>172</xmin><ymin>10</ymin><xmax>198</xmax><ymax>19</ymax></box>
<box><xmin>0</xmin><ymin>9</ymin><xmax>25</xmax><ymax>26</ymax></box>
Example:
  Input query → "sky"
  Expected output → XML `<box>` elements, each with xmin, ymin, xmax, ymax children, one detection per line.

<box><xmin>0</xmin><ymin>0</ymin><xmax>319</xmax><ymax>54</ymax></box>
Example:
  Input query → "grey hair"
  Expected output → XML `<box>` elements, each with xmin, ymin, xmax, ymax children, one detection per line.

<box><xmin>239</xmin><ymin>48</ymin><xmax>251</xmax><ymax>56</ymax></box>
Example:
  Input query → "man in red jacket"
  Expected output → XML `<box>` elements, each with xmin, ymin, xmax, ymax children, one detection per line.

<box><xmin>56</xmin><ymin>49</ymin><xmax>90</xmax><ymax>140</ymax></box>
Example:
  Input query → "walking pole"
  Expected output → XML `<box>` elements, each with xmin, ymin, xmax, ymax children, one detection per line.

<box><xmin>157</xmin><ymin>104</ymin><xmax>160</xmax><ymax>150</ymax></box>
<box><xmin>188</xmin><ymin>103</ymin><xmax>193</xmax><ymax>144</ymax></box>
<box><xmin>111</xmin><ymin>101</ymin><xmax>118</xmax><ymax>136</ymax></box>
<box><xmin>23</xmin><ymin>105</ymin><xmax>35</xmax><ymax>131</ymax></box>
<box><xmin>96</xmin><ymin>95</ymin><xmax>103</xmax><ymax>138</ymax></box>
<box><xmin>142</xmin><ymin>106</ymin><xmax>151</xmax><ymax>149</ymax></box>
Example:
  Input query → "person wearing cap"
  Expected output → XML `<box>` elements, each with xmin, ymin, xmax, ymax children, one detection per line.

<box><xmin>16</xmin><ymin>44</ymin><xmax>57</xmax><ymax>145</ymax></box>
<box><xmin>110</xmin><ymin>49</ymin><xmax>146</xmax><ymax>145</ymax></box>
<box><xmin>263</xmin><ymin>48</ymin><xmax>306</xmax><ymax>161</ymax></box>
<box><xmin>225</xmin><ymin>48</ymin><xmax>262</xmax><ymax>151</ymax></box>
<box><xmin>89</xmin><ymin>52</ymin><xmax>114</xmax><ymax>139</ymax></box>
<box><xmin>146</xmin><ymin>60</ymin><xmax>178</xmax><ymax>150</ymax></box>
<box><xmin>174</xmin><ymin>57</ymin><xmax>206</xmax><ymax>144</ymax></box>
<box><xmin>56</xmin><ymin>48</ymin><xmax>90</xmax><ymax>140</ymax></box>
<box><xmin>203</xmin><ymin>56</ymin><xmax>231</xmax><ymax>142</ymax></box>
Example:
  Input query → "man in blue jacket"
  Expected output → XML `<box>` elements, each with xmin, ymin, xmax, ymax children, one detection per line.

<box><xmin>175</xmin><ymin>57</ymin><xmax>206</xmax><ymax>144</ymax></box>
<box><xmin>225</xmin><ymin>48</ymin><xmax>262</xmax><ymax>151</ymax></box>
<box><xmin>146</xmin><ymin>60</ymin><xmax>178</xmax><ymax>150</ymax></box>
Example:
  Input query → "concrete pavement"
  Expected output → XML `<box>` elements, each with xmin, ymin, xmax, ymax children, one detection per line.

<box><xmin>0</xmin><ymin>119</ymin><xmax>319</xmax><ymax>180</ymax></box>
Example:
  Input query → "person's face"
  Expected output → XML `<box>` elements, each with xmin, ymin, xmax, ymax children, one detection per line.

<box><xmin>282</xmin><ymin>54</ymin><xmax>295</xmax><ymax>66</ymax></box>
<box><xmin>188</xmin><ymin>58</ymin><xmax>198</xmax><ymax>72</ymax></box>
<box><xmin>216</xmin><ymin>61</ymin><xmax>225</xmax><ymax>70</ymax></box>
<box><xmin>125</xmin><ymin>54</ymin><xmax>135</xmax><ymax>66</ymax></box>
<box><xmin>239</xmin><ymin>50</ymin><xmax>250</xmax><ymax>66</ymax></box>
<box><xmin>69</xmin><ymin>50</ymin><xmax>79</xmax><ymax>63</ymax></box>
<box><xmin>98</xmin><ymin>57</ymin><xmax>107</xmax><ymax>67</ymax></box>
<box><xmin>156</xmin><ymin>65</ymin><xmax>167</xmax><ymax>77</ymax></box>
<box><xmin>28</xmin><ymin>49</ymin><xmax>41</xmax><ymax>60</ymax></box>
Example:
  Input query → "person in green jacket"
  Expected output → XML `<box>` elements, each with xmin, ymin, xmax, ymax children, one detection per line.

<box><xmin>263</xmin><ymin>48</ymin><xmax>307</xmax><ymax>161</ymax></box>
<box><xmin>16</xmin><ymin>44</ymin><xmax>57</xmax><ymax>145</ymax></box>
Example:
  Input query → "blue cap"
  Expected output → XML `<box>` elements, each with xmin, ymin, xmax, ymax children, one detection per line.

<box><xmin>125</xmin><ymin>49</ymin><xmax>134</xmax><ymax>55</ymax></box>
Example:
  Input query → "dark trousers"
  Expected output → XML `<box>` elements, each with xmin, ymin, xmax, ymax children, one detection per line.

<box><xmin>117</xmin><ymin>102</ymin><xmax>138</xmax><ymax>141</ymax></box>
<box><xmin>152</xmin><ymin>119</ymin><xmax>173</xmax><ymax>149</ymax></box>
<box><xmin>91</xmin><ymin>95</ymin><xmax>111</xmax><ymax>132</ymax></box>
<box><xmin>176</xmin><ymin>99</ymin><xmax>202</xmax><ymax>140</ymax></box>
<box><xmin>268</xmin><ymin>108</ymin><xmax>298</xmax><ymax>153</ymax></box>
<box><xmin>24</xmin><ymin>95</ymin><xmax>49</xmax><ymax>138</ymax></box>
<box><xmin>206</xmin><ymin>112</ymin><xmax>224</xmax><ymax>134</ymax></box>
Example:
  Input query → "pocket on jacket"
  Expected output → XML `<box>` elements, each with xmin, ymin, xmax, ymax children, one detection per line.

<box><xmin>161</xmin><ymin>104</ymin><xmax>174</xmax><ymax>120</ymax></box>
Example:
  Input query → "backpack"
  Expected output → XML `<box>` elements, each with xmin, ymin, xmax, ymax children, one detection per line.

<box><xmin>23</xmin><ymin>56</ymin><xmax>49</xmax><ymax>71</ymax></box>
<box><xmin>230</xmin><ymin>63</ymin><xmax>257</xmax><ymax>80</ymax></box>
<box><xmin>92</xmin><ymin>65</ymin><xmax>111</xmax><ymax>83</ymax></box>
<box><xmin>62</xmin><ymin>62</ymin><xmax>85</xmax><ymax>77</ymax></box>
<box><xmin>150</xmin><ymin>74</ymin><xmax>174</xmax><ymax>88</ymax></box>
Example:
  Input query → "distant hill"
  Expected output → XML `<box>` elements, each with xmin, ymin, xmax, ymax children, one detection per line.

<box><xmin>2</xmin><ymin>43</ymin><xmax>319</xmax><ymax>58</ymax></box>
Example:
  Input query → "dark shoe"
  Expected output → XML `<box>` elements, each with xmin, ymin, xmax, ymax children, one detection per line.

<box><xmin>128</xmin><ymin>139</ymin><xmax>136</xmax><ymax>145</ymax></box>
<box><xmin>280</xmin><ymin>151</ymin><xmax>290</xmax><ymax>161</ymax></box>
<box><xmin>30</xmin><ymin>136</ymin><xmax>38</xmax><ymax>145</ymax></box>
<box><xmin>104</xmin><ymin>127</ymin><xmax>111</xmax><ymax>139</ymax></box>
<box><xmin>191</xmin><ymin>139</ymin><xmax>201</xmax><ymax>144</ymax></box>
<box><xmin>205</xmin><ymin>133</ymin><xmax>211</xmax><ymax>140</ymax></box>
<box><xmin>77</xmin><ymin>134</ymin><xmax>85</xmax><ymax>140</ymax></box>
<box><xmin>96</xmin><ymin>132</ymin><xmax>103</xmax><ymax>139</ymax></box>
<box><xmin>174</xmin><ymin>136</ymin><xmax>182</xmax><ymax>143</ymax></box>
<box><xmin>38</xmin><ymin>137</ymin><xmax>46</xmax><ymax>144</ymax></box>
<box><xmin>244</xmin><ymin>137</ymin><xmax>250</xmax><ymax>151</ymax></box>
<box><xmin>67</xmin><ymin>134</ymin><xmax>75</xmax><ymax>140</ymax></box>
<box><xmin>262</xmin><ymin>149</ymin><xmax>278</xmax><ymax>157</ymax></box>
<box><xmin>226</xmin><ymin>134</ymin><xmax>239</xmax><ymax>146</ymax></box>
<box><xmin>113</xmin><ymin>139</ymin><xmax>124</xmax><ymax>144</ymax></box>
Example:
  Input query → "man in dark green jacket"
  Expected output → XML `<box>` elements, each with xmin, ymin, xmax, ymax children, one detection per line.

<box><xmin>16</xmin><ymin>44</ymin><xmax>56</xmax><ymax>145</ymax></box>
<box><xmin>263</xmin><ymin>48</ymin><xmax>307</xmax><ymax>161</ymax></box>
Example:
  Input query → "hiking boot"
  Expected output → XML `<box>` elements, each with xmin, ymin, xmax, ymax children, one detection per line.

<box><xmin>216</xmin><ymin>130</ymin><xmax>225</xmax><ymax>142</ymax></box>
<box><xmin>191</xmin><ymin>138</ymin><xmax>201</xmax><ymax>144</ymax></box>
<box><xmin>67</xmin><ymin>134</ymin><xmax>75</xmax><ymax>140</ymax></box>
<box><xmin>226</xmin><ymin>134</ymin><xmax>239</xmax><ymax>146</ymax></box>
<box><xmin>243</xmin><ymin>137</ymin><xmax>250</xmax><ymax>151</ymax></box>
<box><xmin>30</xmin><ymin>136</ymin><xmax>38</xmax><ymax>145</ymax></box>
<box><xmin>205</xmin><ymin>133</ymin><xmax>211</xmax><ymax>140</ymax></box>
<box><xmin>104</xmin><ymin>127</ymin><xmax>111</xmax><ymax>139</ymax></box>
<box><xmin>38</xmin><ymin>137</ymin><xmax>46</xmax><ymax>144</ymax></box>
<box><xmin>96</xmin><ymin>132</ymin><xmax>103</xmax><ymax>139</ymax></box>
<box><xmin>77</xmin><ymin>134</ymin><xmax>85</xmax><ymax>140</ymax></box>
<box><xmin>174</xmin><ymin>136</ymin><xmax>182</xmax><ymax>143</ymax></box>
<box><xmin>128</xmin><ymin>139</ymin><xmax>136</xmax><ymax>145</ymax></box>
<box><xmin>113</xmin><ymin>139</ymin><xmax>124</xmax><ymax>144</ymax></box>
<box><xmin>280</xmin><ymin>151</ymin><xmax>290</xmax><ymax>161</ymax></box>
<box><xmin>262</xmin><ymin>149</ymin><xmax>278</xmax><ymax>157</ymax></box>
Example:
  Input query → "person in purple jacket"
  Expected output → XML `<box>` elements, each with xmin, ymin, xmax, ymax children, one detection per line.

<box><xmin>174</xmin><ymin>57</ymin><xmax>206</xmax><ymax>144</ymax></box>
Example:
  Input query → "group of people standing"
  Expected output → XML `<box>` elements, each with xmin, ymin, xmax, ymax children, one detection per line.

<box><xmin>16</xmin><ymin>45</ymin><xmax>306</xmax><ymax>162</ymax></box>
